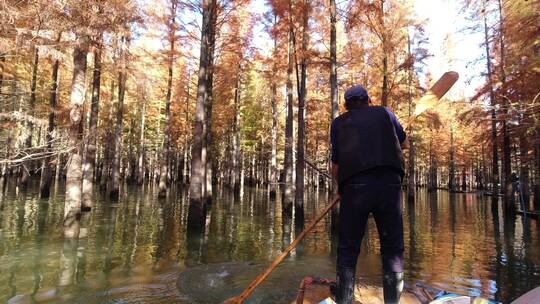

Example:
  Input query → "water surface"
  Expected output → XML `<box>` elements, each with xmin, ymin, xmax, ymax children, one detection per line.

<box><xmin>0</xmin><ymin>179</ymin><xmax>539</xmax><ymax>303</ymax></box>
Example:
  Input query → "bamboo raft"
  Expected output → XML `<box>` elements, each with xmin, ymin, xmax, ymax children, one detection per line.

<box><xmin>295</xmin><ymin>277</ymin><xmax>432</xmax><ymax>304</ymax></box>
<box><xmin>292</xmin><ymin>276</ymin><xmax>531</xmax><ymax>304</ymax></box>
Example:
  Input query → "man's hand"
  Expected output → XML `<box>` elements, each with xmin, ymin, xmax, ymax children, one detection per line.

<box><xmin>331</xmin><ymin>162</ymin><xmax>339</xmax><ymax>180</ymax></box>
<box><xmin>401</xmin><ymin>138</ymin><xmax>409</xmax><ymax>150</ymax></box>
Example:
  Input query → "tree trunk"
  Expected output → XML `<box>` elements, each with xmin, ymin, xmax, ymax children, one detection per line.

<box><xmin>0</xmin><ymin>55</ymin><xmax>4</xmax><ymax>98</ymax></box>
<box><xmin>109</xmin><ymin>37</ymin><xmax>127</xmax><ymax>201</ymax></box>
<box><xmin>231</xmin><ymin>75</ymin><xmax>241</xmax><ymax>192</ymax></box>
<box><xmin>183</xmin><ymin>70</ymin><xmax>191</xmax><ymax>184</ymax></box>
<box><xmin>64</xmin><ymin>40</ymin><xmax>88</xmax><ymax>239</ymax></box>
<box><xmin>329</xmin><ymin>0</ymin><xmax>338</xmax><ymax>120</ymax></box>
<box><xmin>407</xmin><ymin>32</ymin><xmax>415</xmax><ymax>201</ymax></box>
<box><xmin>19</xmin><ymin>48</ymin><xmax>39</xmax><ymax>186</ymax></box>
<box><xmin>269</xmin><ymin>17</ymin><xmax>279</xmax><ymax>199</ymax></box>
<box><xmin>100</xmin><ymin>80</ymin><xmax>116</xmax><ymax>190</ymax></box>
<box><xmin>380</xmin><ymin>0</ymin><xmax>388</xmax><ymax>107</ymax></box>
<box><xmin>449</xmin><ymin>127</ymin><xmax>456</xmax><ymax>192</ymax></box>
<box><xmin>204</xmin><ymin>87</ymin><xmax>214</xmax><ymax>202</ymax></box>
<box><xmin>158</xmin><ymin>2</ymin><xmax>177</xmax><ymax>198</ymax></box>
<box><xmin>188</xmin><ymin>0</ymin><xmax>217</xmax><ymax>231</ymax></box>
<box><xmin>137</xmin><ymin>92</ymin><xmax>146</xmax><ymax>185</ymax></box>
<box><xmin>203</xmin><ymin>7</ymin><xmax>217</xmax><ymax>203</ymax></box>
<box><xmin>82</xmin><ymin>40</ymin><xmax>102</xmax><ymax>210</ymax></box>
<box><xmin>283</xmin><ymin>23</ymin><xmax>295</xmax><ymax>218</ymax></box>
<box><xmin>40</xmin><ymin>34</ymin><xmax>61</xmax><ymax>198</ymax></box>
<box><xmin>295</xmin><ymin>0</ymin><xmax>309</xmax><ymax>225</ymax></box>
<box><xmin>497</xmin><ymin>0</ymin><xmax>514</xmax><ymax>215</ymax></box>
<box><xmin>428</xmin><ymin>134</ymin><xmax>437</xmax><ymax>192</ymax></box>
<box><xmin>483</xmin><ymin>12</ymin><xmax>499</xmax><ymax>201</ymax></box>
<box><xmin>534</xmin><ymin>132</ymin><xmax>540</xmax><ymax>210</ymax></box>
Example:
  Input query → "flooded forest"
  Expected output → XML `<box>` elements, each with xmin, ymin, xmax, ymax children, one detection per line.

<box><xmin>0</xmin><ymin>0</ymin><xmax>539</xmax><ymax>303</ymax></box>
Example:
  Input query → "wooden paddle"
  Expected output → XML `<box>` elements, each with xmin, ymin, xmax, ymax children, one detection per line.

<box><xmin>404</xmin><ymin>71</ymin><xmax>459</xmax><ymax>130</ymax></box>
<box><xmin>223</xmin><ymin>196</ymin><xmax>341</xmax><ymax>304</ymax></box>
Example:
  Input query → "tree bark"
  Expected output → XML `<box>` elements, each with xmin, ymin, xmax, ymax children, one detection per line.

<box><xmin>295</xmin><ymin>0</ymin><xmax>309</xmax><ymax>224</ymax></box>
<box><xmin>188</xmin><ymin>0</ymin><xmax>217</xmax><ymax>231</ymax></box>
<box><xmin>0</xmin><ymin>55</ymin><xmax>4</xmax><ymax>98</ymax></box>
<box><xmin>64</xmin><ymin>40</ymin><xmax>88</xmax><ymax>239</ymax></box>
<box><xmin>100</xmin><ymin>80</ymin><xmax>116</xmax><ymax>190</ymax></box>
<box><xmin>497</xmin><ymin>0</ymin><xmax>514</xmax><ymax>215</ymax></box>
<box><xmin>109</xmin><ymin>37</ymin><xmax>127</xmax><ymax>201</ymax></box>
<box><xmin>407</xmin><ymin>32</ymin><xmax>415</xmax><ymax>201</ymax></box>
<box><xmin>483</xmin><ymin>12</ymin><xmax>499</xmax><ymax>201</ymax></box>
<box><xmin>203</xmin><ymin>5</ymin><xmax>217</xmax><ymax>203</ymax></box>
<box><xmin>519</xmin><ymin>128</ymin><xmax>530</xmax><ymax>204</ymax></box>
<box><xmin>380</xmin><ymin>0</ymin><xmax>388</xmax><ymax>107</ymax></box>
<box><xmin>283</xmin><ymin>21</ymin><xmax>295</xmax><ymax>217</ymax></box>
<box><xmin>137</xmin><ymin>91</ymin><xmax>146</xmax><ymax>185</ymax></box>
<box><xmin>40</xmin><ymin>34</ymin><xmax>61</xmax><ymax>198</ymax></box>
<box><xmin>82</xmin><ymin>39</ymin><xmax>102</xmax><ymax>210</ymax></box>
<box><xmin>449</xmin><ymin>127</ymin><xmax>456</xmax><ymax>192</ymax></box>
<box><xmin>270</xmin><ymin>72</ymin><xmax>278</xmax><ymax>198</ymax></box>
<box><xmin>534</xmin><ymin>132</ymin><xmax>540</xmax><ymax>210</ymax></box>
<box><xmin>19</xmin><ymin>47</ymin><xmax>39</xmax><ymax>186</ymax></box>
<box><xmin>231</xmin><ymin>75</ymin><xmax>241</xmax><ymax>192</ymax></box>
<box><xmin>183</xmin><ymin>70</ymin><xmax>191</xmax><ymax>184</ymax></box>
<box><xmin>428</xmin><ymin>133</ymin><xmax>437</xmax><ymax>192</ymax></box>
<box><xmin>329</xmin><ymin>0</ymin><xmax>338</xmax><ymax>120</ymax></box>
<box><xmin>269</xmin><ymin>16</ymin><xmax>279</xmax><ymax>199</ymax></box>
<box><xmin>158</xmin><ymin>1</ymin><xmax>177</xmax><ymax>198</ymax></box>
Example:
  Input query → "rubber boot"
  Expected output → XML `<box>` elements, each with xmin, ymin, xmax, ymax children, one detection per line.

<box><xmin>383</xmin><ymin>272</ymin><xmax>403</xmax><ymax>304</ymax></box>
<box><xmin>334</xmin><ymin>267</ymin><xmax>355</xmax><ymax>304</ymax></box>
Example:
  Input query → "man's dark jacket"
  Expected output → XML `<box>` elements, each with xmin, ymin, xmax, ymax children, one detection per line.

<box><xmin>330</xmin><ymin>105</ymin><xmax>405</xmax><ymax>187</ymax></box>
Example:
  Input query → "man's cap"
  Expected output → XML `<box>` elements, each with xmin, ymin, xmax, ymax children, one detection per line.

<box><xmin>344</xmin><ymin>85</ymin><xmax>369</xmax><ymax>100</ymax></box>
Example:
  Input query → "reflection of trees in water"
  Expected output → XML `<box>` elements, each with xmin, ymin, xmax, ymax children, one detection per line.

<box><xmin>7</xmin><ymin>190</ymin><xmax>27</xmax><ymax>299</ymax></box>
<box><xmin>58</xmin><ymin>238</ymin><xmax>79</xmax><ymax>288</ymax></box>
<box><xmin>1</xmin><ymin>182</ymin><xmax>539</xmax><ymax>302</ymax></box>
<box><xmin>303</xmin><ymin>190</ymin><xmax>331</xmax><ymax>256</ymax></box>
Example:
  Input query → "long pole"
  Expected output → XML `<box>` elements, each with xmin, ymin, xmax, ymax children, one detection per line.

<box><xmin>223</xmin><ymin>196</ymin><xmax>341</xmax><ymax>303</ymax></box>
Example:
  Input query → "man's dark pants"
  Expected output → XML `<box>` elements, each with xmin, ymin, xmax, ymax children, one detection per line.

<box><xmin>337</xmin><ymin>169</ymin><xmax>404</xmax><ymax>274</ymax></box>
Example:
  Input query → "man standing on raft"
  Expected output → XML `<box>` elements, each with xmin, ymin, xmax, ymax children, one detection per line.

<box><xmin>330</xmin><ymin>85</ymin><xmax>407</xmax><ymax>304</ymax></box>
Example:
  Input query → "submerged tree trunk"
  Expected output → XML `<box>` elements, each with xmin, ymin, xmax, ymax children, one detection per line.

<box><xmin>231</xmin><ymin>75</ymin><xmax>241</xmax><ymax>192</ymax></box>
<box><xmin>64</xmin><ymin>40</ymin><xmax>88</xmax><ymax>239</ymax></box>
<box><xmin>269</xmin><ymin>79</ymin><xmax>277</xmax><ymax>198</ymax></box>
<box><xmin>428</xmin><ymin>135</ymin><xmax>438</xmax><ymax>192</ymax></box>
<box><xmin>203</xmin><ymin>6</ymin><xmax>217</xmax><ymax>203</ymax></box>
<box><xmin>534</xmin><ymin>132</ymin><xmax>540</xmax><ymax>210</ymax></box>
<box><xmin>188</xmin><ymin>0</ymin><xmax>217</xmax><ymax>231</ymax></box>
<box><xmin>19</xmin><ymin>48</ymin><xmax>39</xmax><ymax>186</ymax></box>
<box><xmin>40</xmin><ymin>34</ymin><xmax>61</xmax><ymax>198</ymax></box>
<box><xmin>137</xmin><ymin>92</ymin><xmax>146</xmax><ymax>185</ymax></box>
<box><xmin>82</xmin><ymin>40</ymin><xmax>102</xmax><ymax>210</ymax></box>
<box><xmin>158</xmin><ymin>1</ymin><xmax>177</xmax><ymax>198</ymax></box>
<box><xmin>269</xmin><ymin>17</ymin><xmax>278</xmax><ymax>199</ymax></box>
<box><xmin>519</xmin><ymin>117</ymin><xmax>530</xmax><ymax>205</ymax></box>
<box><xmin>39</xmin><ymin>69</ymin><xmax>58</xmax><ymax>195</ymax></box>
<box><xmin>295</xmin><ymin>0</ymin><xmax>309</xmax><ymax>224</ymax></box>
<box><xmin>0</xmin><ymin>55</ymin><xmax>4</xmax><ymax>98</ymax></box>
<box><xmin>101</xmin><ymin>80</ymin><xmax>116</xmax><ymax>190</ymax></box>
<box><xmin>183</xmin><ymin>71</ymin><xmax>191</xmax><ymax>184</ymax></box>
<box><xmin>497</xmin><ymin>0</ymin><xmax>514</xmax><ymax>215</ymax></box>
<box><xmin>449</xmin><ymin>127</ymin><xmax>456</xmax><ymax>192</ymax></box>
<box><xmin>283</xmin><ymin>23</ymin><xmax>295</xmax><ymax>217</ymax></box>
<box><xmin>407</xmin><ymin>32</ymin><xmax>415</xmax><ymax>201</ymax></box>
<box><xmin>483</xmin><ymin>12</ymin><xmax>499</xmax><ymax>201</ymax></box>
<box><xmin>109</xmin><ymin>37</ymin><xmax>127</xmax><ymax>201</ymax></box>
